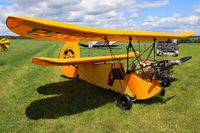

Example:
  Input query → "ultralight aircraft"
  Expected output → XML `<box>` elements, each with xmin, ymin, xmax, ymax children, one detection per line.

<box><xmin>6</xmin><ymin>16</ymin><xmax>194</xmax><ymax>110</ymax></box>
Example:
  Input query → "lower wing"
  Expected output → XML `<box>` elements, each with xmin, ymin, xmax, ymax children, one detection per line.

<box><xmin>32</xmin><ymin>52</ymin><xmax>138</xmax><ymax>66</ymax></box>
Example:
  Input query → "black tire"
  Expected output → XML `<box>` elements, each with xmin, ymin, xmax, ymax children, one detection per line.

<box><xmin>75</xmin><ymin>75</ymin><xmax>80</xmax><ymax>81</ymax></box>
<box><xmin>161</xmin><ymin>79</ymin><xmax>171</xmax><ymax>87</ymax></box>
<box><xmin>117</xmin><ymin>94</ymin><xmax>132</xmax><ymax>110</ymax></box>
<box><xmin>159</xmin><ymin>87</ymin><xmax>165</xmax><ymax>96</ymax></box>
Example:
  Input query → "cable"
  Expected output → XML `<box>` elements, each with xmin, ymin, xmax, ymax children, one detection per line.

<box><xmin>104</xmin><ymin>39</ymin><xmax>125</xmax><ymax>92</ymax></box>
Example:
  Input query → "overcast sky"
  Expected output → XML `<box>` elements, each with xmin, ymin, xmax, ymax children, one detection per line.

<box><xmin>0</xmin><ymin>0</ymin><xmax>200</xmax><ymax>35</ymax></box>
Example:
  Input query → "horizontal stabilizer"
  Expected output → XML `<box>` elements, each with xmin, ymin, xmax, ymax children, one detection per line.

<box><xmin>32</xmin><ymin>52</ymin><xmax>139</xmax><ymax>66</ymax></box>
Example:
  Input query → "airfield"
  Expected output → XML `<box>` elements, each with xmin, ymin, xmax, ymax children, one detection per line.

<box><xmin>0</xmin><ymin>39</ymin><xmax>200</xmax><ymax>132</ymax></box>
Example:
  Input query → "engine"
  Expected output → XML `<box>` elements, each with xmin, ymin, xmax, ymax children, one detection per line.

<box><xmin>132</xmin><ymin>56</ymin><xmax>192</xmax><ymax>87</ymax></box>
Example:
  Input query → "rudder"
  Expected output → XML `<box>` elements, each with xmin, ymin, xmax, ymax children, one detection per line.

<box><xmin>59</xmin><ymin>42</ymin><xmax>80</xmax><ymax>78</ymax></box>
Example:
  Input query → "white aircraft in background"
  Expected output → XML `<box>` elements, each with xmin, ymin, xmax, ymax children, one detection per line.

<box><xmin>79</xmin><ymin>41</ymin><xmax>119</xmax><ymax>48</ymax></box>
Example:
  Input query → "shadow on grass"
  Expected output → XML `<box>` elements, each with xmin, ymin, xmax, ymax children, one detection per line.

<box><xmin>170</xmin><ymin>77</ymin><xmax>178</xmax><ymax>82</ymax></box>
<box><xmin>25</xmin><ymin>80</ymin><xmax>117</xmax><ymax>120</ymax></box>
<box><xmin>135</xmin><ymin>95</ymin><xmax>176</xmax><ymax>105</ymax></box>
<box><xmin>25</xmin><ymin>79</ymin><xmax>176</xmax><ymax>120</ymax></box>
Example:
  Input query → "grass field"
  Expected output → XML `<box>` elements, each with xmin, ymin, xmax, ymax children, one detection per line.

<box><xmin>0</xmin><ymin>39</ymin><xmax>200</xmax><ymax>133</ymax></box>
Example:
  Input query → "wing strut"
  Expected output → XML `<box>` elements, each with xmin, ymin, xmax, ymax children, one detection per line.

<box><xmin>148</xmin><ymin>39</ymin><xmax>157</xmax><ymax>82</ymax></box>
<box><xmin>126</xmin><ymin>39</ymin><xmax>159</xmax><ymax>82</ymax></box>
<box><xmin>145</xmin><ymin>39</ymin><xmax>156</xmax><ymax>61</ymax></box>
<box><xmin>126</xmin><ymin>38</ymin><xmax>149</xmax><ymax>81</ymax></box>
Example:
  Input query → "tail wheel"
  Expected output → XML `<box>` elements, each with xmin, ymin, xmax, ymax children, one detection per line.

<box><xmin>59</xmin><ymin>42</ymin><xmax>80</xmax><ymax>78</ymax></box>
<box><xmin>117</xmin><ymin>94</ymin><xmax>133</xmax><ymax>110</ymax></box>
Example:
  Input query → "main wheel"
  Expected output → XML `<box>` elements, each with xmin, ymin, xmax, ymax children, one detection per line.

<box><xmin>117</xmin><ymin>94</ymin><xmax>132</xmax><ymax>110</ymax></box>
<box><xmin>159</xmin><ymin>87</ymin><xmax>165</xmax><ymax>96</ymax></box>
<box><xmin>161</xmin><ymin>79</ymin><xmax>171</xmax><ymax>87</ymax></box>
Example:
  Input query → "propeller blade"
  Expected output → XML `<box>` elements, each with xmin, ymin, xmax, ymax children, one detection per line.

<box><xmin>179</xmin><ymin>56</ymin><xmax>192</xmax><ymax>63</ymax></box>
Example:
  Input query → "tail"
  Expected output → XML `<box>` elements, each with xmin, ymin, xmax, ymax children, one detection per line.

<box><xmin>59</xmin><ymin>42</ymin><xmax>80</xmax><ymax>78</ymax></box>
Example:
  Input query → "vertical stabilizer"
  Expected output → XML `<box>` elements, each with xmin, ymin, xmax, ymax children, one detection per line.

<box><xmin>59</xmin><ymin>42</ymin><xmax>80</xmax><ymax>78</ymax></box>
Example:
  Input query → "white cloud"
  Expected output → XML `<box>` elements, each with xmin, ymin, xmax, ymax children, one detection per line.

<box><xmin>1</xmin><ymin>0</ymin><xmax>199</xmax><ymax>36</ymax></box>
<box><xmin>79</xmin><ymin>0</ymin><xmax>121</xmax><ymax>15</ymax></box>
<box><xmin>123</xmin><ymin>0</ymin><xmax>169</xmax><ymax>13</ymax></box>
<box><xmin>129</xmin><ymin>13</ymin><xmax>139</xmax><ymax>18</ymax></box>
<box><xmin>0</xmin><ymin>0</ymin><xmax>135</xmax><ymax>35</ymax></box>
<box><xmin>193</xmin><ymin>5</ymin><xmax>200</xmax><ymax>14</ymax></box>
<box><xmin>177</xmin><ymin>15</ymin><xmax>199</xmax><ymax>25</ymax></box>
<box><xmin>142</xmin><ymin>13</ymin><xmax>199</xmax><ymax>34</ymax></box>
<box><xmin>136</xmin><ymin>0</ymin><xmax>169</xmax><ymax>8</ymax></box>
<box><xmin>0</xmin><ymin>23</ymin><xmax>14</xmax><ymax>35</ymax></box>
<box><xmin>143</xmin><ymin>14</ymin><xmax>199</xmax><ymax>27</ymax></box>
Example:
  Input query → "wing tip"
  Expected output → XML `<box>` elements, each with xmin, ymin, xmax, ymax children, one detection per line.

<box><xmin>32</xmin><ymin>57</ymin><xmax>67</xmax><ymax>66</ymax></box>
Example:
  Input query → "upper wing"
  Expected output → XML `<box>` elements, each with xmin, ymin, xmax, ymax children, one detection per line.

<box><xmin>32</xmin><ymin>52</ymin><xmax>138</xmax><ymax>66</ymax></box>
<box><xmin>7</xmin><ymin>16</ymin><xmax>195</xmax><ymax>42</ymax></box>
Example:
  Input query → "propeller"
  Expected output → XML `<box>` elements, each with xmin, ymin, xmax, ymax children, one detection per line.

<box><xmin>173</xmin><ymin>56</ymin><xmax>192</xmax><ymax>65</ymax></box>
<box><xmin>179</xmin><ymin>56</ymin><xmax>192</xmax><ymax>63</ymax></box>
<box><xmin>0</xmin><ymin>38</ymin><xmax>10</xmax><ymax>50</ymax></box>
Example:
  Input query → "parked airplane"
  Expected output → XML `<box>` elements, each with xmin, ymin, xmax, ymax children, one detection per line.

<box><xmin>6</xmin><ymin>16</ymin><xmax>194</xmax><ymax>110</ymax></box>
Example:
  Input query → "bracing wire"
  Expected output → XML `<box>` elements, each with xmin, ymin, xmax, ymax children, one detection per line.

<box><xmin>104</xmin><ymin>39</ymin><xmax>125</xmax><ymax>92</ymax></box>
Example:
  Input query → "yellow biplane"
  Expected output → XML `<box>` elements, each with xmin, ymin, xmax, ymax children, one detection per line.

<box><xmin>0</xmin><ymin>38</ymin><xmax>10</xmax><ymax>51</ymax></box>
<box><xmin>6</xmin><ymin>16</ymin><xmax>194</xmax><ymax>110</ymax></box>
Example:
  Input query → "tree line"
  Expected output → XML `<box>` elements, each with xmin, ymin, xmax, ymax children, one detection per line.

<box><xmin>0</xmin><ymin>35</ymin><xmax>31</xmax><ymax>39</ymax></box>
<box><xmin>178</xmin><ymin>36</ymin><xmax>200</xmax><ymax>43</ymax></box>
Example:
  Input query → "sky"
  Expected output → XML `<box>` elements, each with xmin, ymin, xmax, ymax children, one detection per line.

<box><xmin>0</xmin><ymin>0</ymin><xmax>200</xmax><ymax>35</ymax></box>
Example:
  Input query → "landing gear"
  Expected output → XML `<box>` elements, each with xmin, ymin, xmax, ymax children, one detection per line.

<box><xmin>117</xmin><ymin>94</ymin><xmax>136</xmax><ymax>110</ymax></box>
<box><xmin>161</xmin><ymin>79</ymin><xmax>171</xmax><ymax>87</ymax></box>
<box><xmin>159</xmin><ymin>87</ymin><xmax>165</xmax><ymax>96</ymax></box>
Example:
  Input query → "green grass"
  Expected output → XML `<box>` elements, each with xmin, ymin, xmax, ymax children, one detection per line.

<box><xmin>0</xmin><ymin>40</ymin><xmax>200</xmax><ymax>133</ymax></box>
